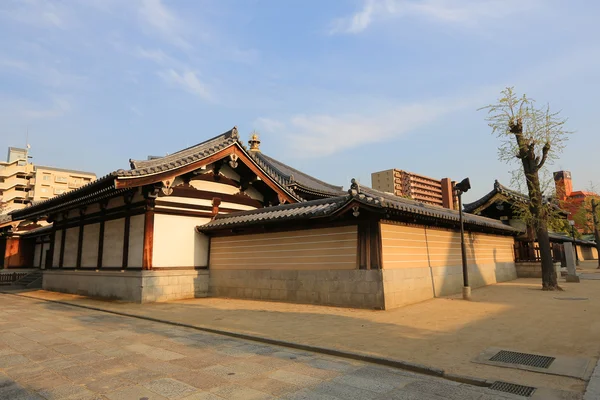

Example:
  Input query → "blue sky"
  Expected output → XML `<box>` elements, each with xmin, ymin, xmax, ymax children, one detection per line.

<box><xmin>1</xmin><ymin>0</ymin><xmax>599</xmax><ymax>201</ymax></box>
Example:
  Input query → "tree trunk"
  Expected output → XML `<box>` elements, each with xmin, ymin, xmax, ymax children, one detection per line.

<box><xmin>592</xmin><ymin>200</ymin><xmax>600</xmax><ymax>268</ymax></box>
<box><xmin>522</xmin><ymin>162</ymin><xmax>560</xmax><ymax>290</ymax></box>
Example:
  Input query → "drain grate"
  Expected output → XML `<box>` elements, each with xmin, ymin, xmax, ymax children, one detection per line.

<box><xmin>490</xmin><ymin>381</ymin><xmax>536</xmax><ymax>397</ymax></box>
<box><xmin>490</xmin><ymin>350</ymin><xmax>555</xmax><ymax>369</ymax></box>
<box><xmin>554</xmin><ymin>297</ymin><xmax>589</xmax><ymax>301</ymax></box>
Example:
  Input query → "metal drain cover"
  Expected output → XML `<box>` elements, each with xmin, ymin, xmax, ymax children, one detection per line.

<box><xmin>554</xmin><ymin>297</ymin><xmax>589</xmax><ymax>301</ymax></box>
<box><xmin>490</xmin><ymin>350</ymin><xmax>555</xmax><ymax>369</ymax></box>
<box><xmin>490</xmin><ymin>381</ymin><xmax>536</xmax><ymax>397</ymax></box>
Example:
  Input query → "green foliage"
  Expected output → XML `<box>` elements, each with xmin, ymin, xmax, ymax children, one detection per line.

<box><xmin>573</xmin><ymin>197</ymin><xmax>600</xmax><ymax>234</ymax></box>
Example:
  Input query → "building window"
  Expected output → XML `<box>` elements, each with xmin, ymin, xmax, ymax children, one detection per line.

<box><xmin>55</xmin><ymin>176</ymin><xmax>67</xmax><ymax>183</ymax></box>
<box><xmin>42</xmin><ymin>175</ymin><xmax>50</xmax><ymax>181</ymax></box>
<box><xmin>41</xmin><ymin>188</ymin><xmax>48</xmax><ymax>193</ymax></box>
<box><xmin>54</xmin><ymin>188</ymin><xmax>66</xmax><ymax>195</ymax></box>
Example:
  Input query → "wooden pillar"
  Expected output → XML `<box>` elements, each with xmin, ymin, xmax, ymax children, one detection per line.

<box><xmin>38</xmin><ymin>240</ymin><xmax>45</xmax><ymax>268</ymax></box>
<box><xmin>142</xmin><ymin>186</ymin><xmax>158</xmax><ymax>271</ymax></box>
<box><xmin>369</xmin><ymin>220</ymin><xmax>382</xmax><ymax>270</ymax></box>
<box><xmin>97</xmin><ymin>202</ymin><xmax>107</xmax><ymax>269</ymax></box>
<box><xmin>76</xmin><ymin>208</ymin><xmax>85</xmax><ymax>269</ymax></box>
<box><xmin>122</xmin><ymin>194</ymin><xmax>134</xmax><ymax>269</ymax></box>
<box><xmin>58</xmin><ymin>225</ymin><xmax>66</xmax><ymax>268</ymax></box>
<box><xmin>48</xmin><ymin>223</ymin><xmax>56</xmax><ymax>268</ymax></box>
<box><xmin>357</xmin><ymin>221</ymin><xmax>369</xmax><ymax>270</ymax></box>
<box><xmin>122</xmin><ymin>214</ymin><xmax>131</xmax><ymax>269</ymax></box>
<box><xmin>142</xmin><ymin>209</ymin><xmax>154</xmax><ymax>270</ymax></box>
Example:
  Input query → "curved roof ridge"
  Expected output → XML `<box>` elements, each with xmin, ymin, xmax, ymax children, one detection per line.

<box><xmin>129</xmin><ymin>127</ymin><xmax>239</xmax><ymax>170</ymax></box>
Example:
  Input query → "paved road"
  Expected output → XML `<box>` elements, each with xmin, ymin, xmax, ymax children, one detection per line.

<box><xmin>0</xmin><ymin>294</ymin><xmax>524</xmax><ymax>400</ymax></box>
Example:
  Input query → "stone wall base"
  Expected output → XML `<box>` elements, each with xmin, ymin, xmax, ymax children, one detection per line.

<box><xmin>209</xmin><ymin>269</ymin><xmax>384</xmax><ymax>309</ymax></box>
<box><xmin>42</xmin><ymin>269</ymin><xmax>209</xmax><ymax>303</ymax></box>
<box><xmin>382</xmin><ymin>262</ymin><xmax>517</xmax><ymax>309</ymax></box>
<box><xmin>516</xmin><ymin>262</ymin><xmax>561</xmax><ymax>278</ymax></box>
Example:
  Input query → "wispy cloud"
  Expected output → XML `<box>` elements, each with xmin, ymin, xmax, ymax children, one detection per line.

<box><xmin>138</xmin><ymin>0</ymin><xmax>190</xmax><ymax>49</ymax></box>
<box><xmin>0</xmin><ymin>0</ymin><xmax>68</xmax><ymax>28</ymax></box>
<box><xmin>0</xmin><ymin>57</ymin><xmax>86</xmax><ymax>89</ymax></box>
<box><xmin>158</xmin><ymin>69</ymin><xmax>211</xmax><ymax>101</ymax></box>
<box><xmin>1</xmin><ymin>98</ymin><xmax>73</xmax><ymax>120</ymax></box>
<box><xmin>256</xmin><ymin>90</ymin><xmax>494</xmax><ymax>157</ymax></box>
<box><xmin>330</xmin><ymin>0</ymin><xmax>540</xmax><ymax>34</ymax></box>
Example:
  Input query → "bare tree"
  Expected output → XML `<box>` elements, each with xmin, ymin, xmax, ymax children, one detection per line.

<box><xmin>480</xmin><ymin>87</ymin><xmax>571</xmax><ymax>290</ymax></box>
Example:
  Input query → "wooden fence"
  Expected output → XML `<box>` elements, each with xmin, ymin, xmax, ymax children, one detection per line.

<box><xmin>514</xmin><ymin>242</ymin><xmax>563</xmax><ymax>263</ymax></box>
<box><xmin>0</xmin><ymin>272</ymin><xmax>29</xmax><ymax>285</ymax></box>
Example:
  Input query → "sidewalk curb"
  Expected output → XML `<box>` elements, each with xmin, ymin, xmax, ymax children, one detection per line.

<box><xmin>3</xmin><ymin>290</ymin><xmax>489</xmax><ymax>388</ymax></box>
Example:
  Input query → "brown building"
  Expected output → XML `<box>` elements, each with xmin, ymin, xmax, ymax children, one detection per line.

<box><xmin>371</xmin><ymin>169</ymin><xmax>456</xmax><ymax>209</ymax></box>
<box><xmin>0</xmin><ymin>147</ymin><xmax>96</xmax><ymax>212</ymax></box>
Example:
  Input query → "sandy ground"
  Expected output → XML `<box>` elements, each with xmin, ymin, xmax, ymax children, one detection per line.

<box><xmin>12</xmin><ymin>261</ymin><xmax>600</xmax><ymax>394</ymax></box>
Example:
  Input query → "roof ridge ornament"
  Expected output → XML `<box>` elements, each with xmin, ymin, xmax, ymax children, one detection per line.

<box><xmin>231</xmin><ymin>126</ymin><xmax>239</xmax><ymax>139</ymax></box>
<box><xmin>248</xmin><ymin>131</ymin><xmax>261</xmax><ymax>152</ymax></box>
<box><xmin>349</xmin><ymin>178</ymin><xmax>360</xmax><ymax>196</ymax></box>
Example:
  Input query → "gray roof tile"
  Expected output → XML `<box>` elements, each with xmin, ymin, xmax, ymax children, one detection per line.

<box><xmin>198</xmin><ymin>179</ymin><xmax>521</xmax><ymax>234</ymax></box>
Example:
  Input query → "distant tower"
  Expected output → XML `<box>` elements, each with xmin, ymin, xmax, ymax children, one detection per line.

<box><xmin>248</xmin><ymin>131</ymin><xmax>261</xmax><ymax>152</ymax></box>
<box><xmin>553</xmin><ymin>171</ymin><xmax>573</xmax><ymax>201</ymax></box>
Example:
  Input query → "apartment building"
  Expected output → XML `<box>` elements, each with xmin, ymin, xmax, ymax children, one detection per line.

<box><xmin>0</xmin><ymin>147</ymin><xmax>96</xmax><ymax>213</ymax></box>
<box><xmin>371</xmin><ymin>169</ymin><xmax>457</xmax><ymax>209</ymax></box>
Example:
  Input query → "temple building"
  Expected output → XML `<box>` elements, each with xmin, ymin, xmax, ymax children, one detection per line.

<box><xmin>4</xmin><ymin>128</ymin><xmax>522</xmax><ymax>309</ymax></box>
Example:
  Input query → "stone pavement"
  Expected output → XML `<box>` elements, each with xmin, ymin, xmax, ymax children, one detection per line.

<box><xmin>0</xmin><ymin>293</ymin><xmax>530</xmax><ymax>400</ymax></box>
<box><xmin>9</xmin><ymin>273</ymin><xmax>598</xmax><ymax>395</ymax></box>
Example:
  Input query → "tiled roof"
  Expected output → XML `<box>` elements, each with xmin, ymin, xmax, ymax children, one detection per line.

<box><xmin>198</xmin><ymin>179</ymin><xmax>521</xmax><ymax>234</ymax></box>
<box><xmin>10</xmin><ymin>128</ymin><xmax>302</xmax><ymax>220</ymax></box>
<box><xmin>351</xmin><ymin>183</ymin><xmax>520</xmax><ymax>233</ymax></box>
<box><xmin>252</xmin><ymin>153</ymin><xmax>345</xmax><ymax>198</ymax></box>
<box><xmin>463</xmin><ymin>180</ymin><xmax>528</xmax><ymax>213</ymax></box>
<box><xmin>126</xmin><ymin>128</ymin><xmax>240</xmax><ymax>177</ymax></box>
<box><xmin>196</xmin><ymin>196</ymin><xmax>349</xmax><ymax>230</ymax></box>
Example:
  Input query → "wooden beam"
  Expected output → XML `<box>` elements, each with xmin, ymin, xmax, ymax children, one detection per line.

<box><xmin>169</xmin><ymin>186</ymin><xmax>263</xmax><ymax>208</ymax></box>
<box><xmin>154</xmin><ymin>208</ymin><xmax>215</xmax><ymax>218</ymax></box>
<box><xmin>155</xmin><ymin>200</ymin><xmax>251</xmax><ymax>214</ymax></box>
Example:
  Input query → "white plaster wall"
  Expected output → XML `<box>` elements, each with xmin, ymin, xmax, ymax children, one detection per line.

<box><xmin>53</xmin><ymin>230</ymin><xmax>62</xmax><ymax>267</ymax></box>
<box><xmin>128</xmin><ymin>214</ymin><xmax>144</xmax><ymax>268</ymax></box>
<box><xmin>34</xmin><ymin>242</ymin><xmax>42</xmax><ymax>268</ymax></box>
<box><xmin>103</xmin><ymin>218</ymin><xmax>124</xmax><ymax>267</ymax></box>
<box><xmin>243</xmin><ymin>186</ymin><xmax>264</xmax><ymax>202</ymax></box>
<box><xmin>153</xmin><ymin>214</ymin><xmax>210</xmax><ymax>267</ymax></box>
<box><xmin>81</xmin><ymin>223</ymin><xmax>100</xmax><ymax>268</ymax></box>
<box><xmin>190</xmin><ymin>180</ymin><xmax>239</xmax><ymax>195</ymax></box>
<box><xmin>63</xmin><ymin>227</ymin><xmax>79</xmax><ymax>267</ymax></box>
<box><xmin>219</xmin><ymin>165</ymin><xmax>240</xmax><ymax>181</ymax></box>
<box><xmin>157</xmin><ymin>196</ymin><xmax>255</xmax><ymax>213</ymax></box>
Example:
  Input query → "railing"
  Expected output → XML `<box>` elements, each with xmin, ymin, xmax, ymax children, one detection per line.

<box><xmin>0</xmin><ymin>272</ymin><xmax>30</xmax><ymax>284</ymax></box>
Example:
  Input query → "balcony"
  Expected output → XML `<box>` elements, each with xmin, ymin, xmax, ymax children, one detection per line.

<box><xmin>54</xmin><ymin>176</ymin><xmax>68</xmax><ymax>183</ymax></box>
